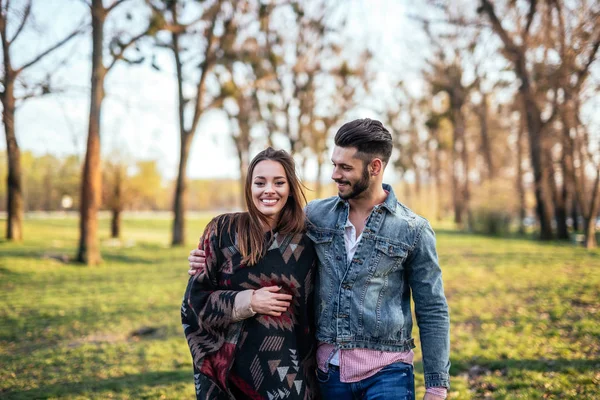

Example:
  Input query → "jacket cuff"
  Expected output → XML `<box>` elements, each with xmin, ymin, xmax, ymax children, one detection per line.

<box><xmin>231</xmin><ymin>289</ymin><xmax>256</xmax><ymax>322</ymax></box>
<box><xmin>424</xmin><ymin>372</ymin><xmax>450</xmax><ymax>389</ymax></box>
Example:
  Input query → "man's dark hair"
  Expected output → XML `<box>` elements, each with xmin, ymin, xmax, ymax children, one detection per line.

<box><xmin>334</xmin><ymin>118</ymin><xmax>393</xmax><ymax>164</ymax></box>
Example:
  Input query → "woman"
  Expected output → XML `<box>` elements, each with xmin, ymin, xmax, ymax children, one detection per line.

<box><xmin>182</xmin><ymin>147</ymin><xmax>319</xmax><ymax>400</ymax></box>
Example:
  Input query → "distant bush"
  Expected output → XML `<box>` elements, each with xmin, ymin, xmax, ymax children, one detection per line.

<box><xmin>472</xmin><ymin>208</ymin><xmax>512</xmax><ymax>236</ymax></box>
<box><xmin>470</xmin><ymin>179</ymin><xmax>519</xmax><ymax>236</ymax></box>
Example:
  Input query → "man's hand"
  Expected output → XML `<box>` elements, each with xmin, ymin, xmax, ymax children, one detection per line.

<box><xmin>251</xmin><ymin>286</ymin><xmax>293</xmax><ymax>316</ymax></box>
<box><xmin>188</xmin><ymin>248</ymin><xmax>206</xmax><ymax>275</ymax></box>
<box><xmin>424</xmin><ymin>392</ymin><xmax>445</xmax><ymax>400</ymax></box>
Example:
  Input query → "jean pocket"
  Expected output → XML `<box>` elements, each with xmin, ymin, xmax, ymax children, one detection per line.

<box><xmin>316</xmin><ymin>367</ymin><xmax>330</xmax><ymax>383</ymax></box>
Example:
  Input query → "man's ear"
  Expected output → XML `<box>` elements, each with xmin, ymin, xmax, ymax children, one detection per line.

<box><xmin>370</xmin><ymin>158</ymin><xmax>383</xmax><ymax>176</ymax></box>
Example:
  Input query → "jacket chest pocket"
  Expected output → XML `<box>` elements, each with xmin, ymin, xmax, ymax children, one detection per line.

<box><xmin>372</xmin><ymin>240</ymin><xmax>407</xmax><ymax>276</ymax></box>
<box><xmin>306</xmin><ymin>230</ymin><xmax>335</xmax><ymax>264</ymax></box>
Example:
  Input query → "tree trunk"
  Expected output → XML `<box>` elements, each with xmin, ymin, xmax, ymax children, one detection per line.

<box><xmin>571</xmin><ymin>197</ymin><xmax>579</xmax><ymax>231</ymax></box>
<box><xmin>44</xmin><ymin>169</ymin><xmax>53</xmax><ymax>211</ymax></box>
<box><xmin>547</xmin><ymin>149</ymin><xmax>568</xmax><ymax>240</ymax></box>
<box><xmin>522</xmin><ymin>93</ymin><xmax>554</xmax><ymax>240</ymax></box>
<box><xmin>451</xmin><ymin>136</ymin><xmax>462</xmax><ymax>225</ymax></box>
<box><xmin>478</xmin><ymin>92</ymin><xmax>494</xmax><ymax>180</ymax></box>
<box><xmin>172</xmin><ymin>131</ymin><xmax>193</xmax><ymax>245</ymax></box>
<box><xmin>516</xmin><ymin>112</ymin><xmax>526</xmax><ymax>234</ymax></box>
<box><xmin>461</xmin><ymin>126</ymin><xmax>473</xmax><ymax>231</ymax></box>
<box><xmin>110</xmin><ymin>167</ymin><xmax>122</xmax><ymax>239</ymax></box>
<box><xmin>315</xmin><ymin>154</ymin><xmax>324</xmax><ymax>200</ymax></box>
<box><xmin>431</xmin><ymin>128</ymin><xmax>444</xmax><ymax>221</ymax></box>
<box><xmin>235</xmin><ymin>141</ymin><xmax>248</xmax><ymax>209</ymax></box>
<box><xmin>561</xmin><ymin>104</ymin><xmax>579</xmax><ymax>234</ymax></box>
<box><xmin>584</xmin><ymin>217</ymin><xmax>597</xmax><ymax>249</ymax></box>
<box><xmin>583</xmin><ymin>170</ymin><xmax>600</xmax><ymax>249</ymax></box>
<box><xmin>3</xmin><ymin>76</ymin><xmax>23</xmax><ymax>241</ymax></box>
<box><xmin>111</xmin><ymin>208</ymin><xmax>121</xmax><ymax>239</ymax></box>
<box><xmin>452</xmin><ymin>104</ymin><xmax>466</xmax><ymax>227</ymax></box>
<box><xmin>553</xmin><ymin>179</ymin><xmax>569</xmax><ymax>239</ymax></box>
<box><xmin>77</xmin><ymin>0</ymin><xmax>105</xmax><ymax>265</ymax></box>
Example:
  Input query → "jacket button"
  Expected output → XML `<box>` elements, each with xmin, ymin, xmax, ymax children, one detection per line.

<box><xmin>336</xmin><ymin>256</ymin><xmax>342</xmax><ymax>261</ymax></box>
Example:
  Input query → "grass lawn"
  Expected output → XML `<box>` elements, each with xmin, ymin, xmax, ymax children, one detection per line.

<box><xmin>1</xmin><ymin>216</ymin><xmax>599</xmax><ymax>399</ymax></box>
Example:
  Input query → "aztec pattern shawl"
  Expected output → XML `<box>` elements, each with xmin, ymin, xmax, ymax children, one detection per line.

<box><xmin>182</xmin><ymin>214</ymin><xmax>320</xmax><ymax>400</ymax></box>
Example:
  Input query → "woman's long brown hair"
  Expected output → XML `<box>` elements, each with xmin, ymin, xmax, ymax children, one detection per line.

<box><xmin>226</xmin><ymin>147</ymin><xmax>307</xmax><ymax>266</ymax></box>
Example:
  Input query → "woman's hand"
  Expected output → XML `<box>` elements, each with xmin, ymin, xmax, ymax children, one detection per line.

<box><xmin>251</xmin><ymin>286</ymin><xmax>293</xmax><ymax>316</ymax></box>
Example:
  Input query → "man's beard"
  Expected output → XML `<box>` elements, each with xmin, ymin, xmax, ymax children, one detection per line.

<box><xmin>336</xmin><ymin>164</ymin><xmax>370</xmax><ymax>200</ymax></box>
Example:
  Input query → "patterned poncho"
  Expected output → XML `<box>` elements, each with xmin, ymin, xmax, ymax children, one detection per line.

<box><xmin>182</xmin><ymin>214</ymin><xmax>319</xmax><ymax>400</ymax></box>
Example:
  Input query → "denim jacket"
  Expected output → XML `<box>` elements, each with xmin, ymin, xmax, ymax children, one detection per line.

<box><xmin>305</xmin><ymin>184</ymin><xmax>450</xmax><ymax>388</ymax></box>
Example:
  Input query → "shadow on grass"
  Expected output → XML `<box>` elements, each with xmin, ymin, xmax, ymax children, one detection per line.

<box><xmin>0</xmin><ymin>248</ymin><xmax>45</xmax><ymax>259</ymax></box>
<box><xmin>100</xmin><ymin>252</ymin><xmax>157</xmax><ymax>265</ymax></box>
<box><xmin>2</xmin><ymin>370</ymin><xmax>191</xmax><ymax>399</ymax></box>
<box><xmin>450</xmin><ymin>357</ymin><xmax>600</xmax><ymax>375</ymax></box>
<box><xmin>0</xmin><ymin>247</ymin><xmax>158</xmax><ymax>266</ymax></box>
<box><xmin>436</xmin><ymin>228</ymin><xmax>600</xmax><ymax>251</ymax></box>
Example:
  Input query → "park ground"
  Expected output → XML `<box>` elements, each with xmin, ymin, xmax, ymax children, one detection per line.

<box><xmin>1</xmin><ymin>215</ymin><xmax>599</xmax><ymax>399</ymax></box>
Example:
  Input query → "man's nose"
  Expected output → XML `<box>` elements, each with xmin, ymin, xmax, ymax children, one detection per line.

<box><xmin>331</xmin><ymin>167</ymin><xmax>342</xmax><ymax>181</ymax></box>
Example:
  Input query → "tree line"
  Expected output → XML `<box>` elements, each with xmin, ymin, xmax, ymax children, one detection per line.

<box><xmin>390</xmin><ymin>0</ymin><xmax>600</xmax><ymax>247</ymax></box>
<box><xmin>1</xmin><ymin>0</ymin><xmax>599</xmax><ymax>267</ymax></box>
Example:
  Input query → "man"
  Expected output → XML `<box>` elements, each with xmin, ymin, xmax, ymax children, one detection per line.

<box><xmin>189</xmin><ymin>119</ymin><xmax>450</xmax><ymax>399</ymax></box>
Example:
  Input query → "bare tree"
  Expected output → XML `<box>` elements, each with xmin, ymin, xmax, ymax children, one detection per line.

<box><xmin>0</xmin><ymin>0</ymin><xmax>84</xmax><ymax>241</ymax></box>
<box><xmin>310</xmin><ymin>53</ymin><xmax>371</xmax><ymax>197</ymax></box>
<box><xmin>78</xmin><ymin>0</ymin><xmax>151</xmax><ymax>264</ymax></box>
<box><xmin>259</xmin><ymin>1</ymin><xmax>336</xmax><ymax>160</ymax></box>
<box><xmin>387</xmin><ymin>84</ymin><xmax>427</xmax><ymax>206</ymax></box>
<box><xmin>103</xmin><ymin>160</ymin><xmax>127</xmax><ymax>239</ymax></box>
<box><xmin>149</xmin><ymin>0</ymin><xmax>242</xmax><ymax>245</ymax></box>
<box><xmin>515</xmin><ymin>106</ymin><xmax>527</xmax><ymax>234</ymax></box>
<box><xmin>423</xmin><ymin>112</ymin><xmax>446</xmax><ymax>221</ymax></box>
<box><xmin>552</xmin><ymin>0</ymin><xmax>600</xmax><ymax>246</ymax></box>
<box><xmin>220</xmin><ymin>65</ymin><xmax>265</xmax><ymax>207</ymax></box>
<box><xmin>424</xmin><ymin>48</ymin><xmax>474</xmax><ymax>228</ymax></box>
<box><xmin>477</xmin><ymin>0</ymin><xmax>565</xmax><ymax>239</ymax></box>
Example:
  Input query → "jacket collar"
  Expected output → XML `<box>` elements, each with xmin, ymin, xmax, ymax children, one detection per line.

<box><xmin>335</xmin><ymin>183</ymin><xmax>397</xmax><ymax>214</ymax></box>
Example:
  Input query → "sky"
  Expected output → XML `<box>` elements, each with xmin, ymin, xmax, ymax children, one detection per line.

<box><xmin>2</xmin><ymin>0</ymin><xmax>418</xmax><ymax>183</ymax></box>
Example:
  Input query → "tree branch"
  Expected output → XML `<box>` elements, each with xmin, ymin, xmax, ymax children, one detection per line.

<box><xmin>16</xmin><ymin>86</ymin><xmax>65</xmax><ymax>103</ymax></box>
<box><xmin>523</xmin><ymin>0</ymin><xmax>537</xmax><ymax>42</ymax></box>
<box><xmin>16</xmin><ymin>23</ymin><xmax>85</xmax><ymax>74</ymax></box>
<box><xmin>8</xmin><ymin>0</ymin><xmax>30</xmax><ymax>44</ymax></box>
<box><xmin>574</xmin><ymin>34</ymin><xmax>600</xmax><ymax>92</ymax></box>
<box><xmin>106</xmin><ymin>29</ymin><xmax>148</xmax><ymax>72</ymax></box>
<box><xmin>478</xmin><ymin>0</ymin><xmax>522</xmax><ymax>64</ymax></box>
<box><xmin>543</xmin><ymin>87</ymin><xmax>560</xmax><ymax>126</ymax></box>
<box><xmin>408</xmin><ymin>14</ymin><xmax>488</xmax><ymax>29</ymax></box>
<box><xmin>106</xmin><ymin>0</ymin><xmax>129</xmax><ymax>15</ymax></box>
<box><xmin>78</xmin><ymin>0</ymin><xmax>92</xmax><ymax>9</ymax></box>
<box><xmin>189</xmin><ymin>1</ymin><xmax>223</xmax><ymax>135</ymax></box>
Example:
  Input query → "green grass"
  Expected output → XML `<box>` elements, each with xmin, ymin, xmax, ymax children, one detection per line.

<box><xmin>1</xmin><ymin>216</ymin><xmax>599</xmax><ymax>399</ymax></box>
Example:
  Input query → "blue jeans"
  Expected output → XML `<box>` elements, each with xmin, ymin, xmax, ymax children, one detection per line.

<box><xmin>316</xmin><ymin>362</ymin><xmax>415</xmax><ymax>400</ymax></box>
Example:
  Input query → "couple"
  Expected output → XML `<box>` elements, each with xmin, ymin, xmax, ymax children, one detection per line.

<box><xmin>181</xmin><ymin>118</ymin><xmax>450</xmax><ymax>400</ymax></box>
